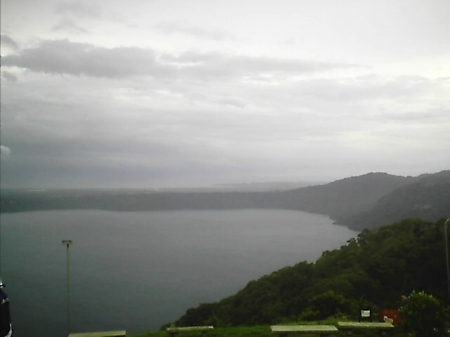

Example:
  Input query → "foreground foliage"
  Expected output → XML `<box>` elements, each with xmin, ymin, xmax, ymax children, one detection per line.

<box><xmin>399</xmin><ymin>291</ymin><xmax>448</xmax><ymax>336</ymax></box>
<box><xmin>173</xmin><ymin>218</ymin><xmax>450</xmax><ymax>327</ymax></box>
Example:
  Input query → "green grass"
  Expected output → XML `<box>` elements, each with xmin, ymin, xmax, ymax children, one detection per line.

<box><xmin>131</xmin><ymin>326</ymin><xmax>270</xmax><ymax>337</ymax></box>
<box><xmin>131</xmin><ymin>324</ymin><xmax>408</xmax><ymax>337</ymax></box>
<box><xmin>131</xmin><ymin>326</ymin><xmax>271</xmax><ymax>337</ymax></box>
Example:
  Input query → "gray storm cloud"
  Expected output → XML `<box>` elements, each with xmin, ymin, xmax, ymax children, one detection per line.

<box><xmin>2</xmin><ymin>40</ymin><xmax>168</xmax><ymax>78</ymax></box>
<box><xmin>0</xmin><ymin>145</ymin><xmax>12</xmax><ymax>156</ymax></box>
<box><xmin>52</xmin><ymin>18</ymin><xmax>90</xmax><ymax>34</ymax></box>
<box><xmin>3</xmin><ymin>39</ymin><xmax>357</xmax><ymax>80</ymax></box>
<box><xmin>2</xmin><ymin>71</ymin><xmax>18</xmax><ymax>82</ymax></box>
<box><xmin>1</xmin><ymin>35</ymin><xmax>19</xmax><ymax>50</ymax></box>
<box><xmin>1</xmin><ymin>0</ymin><xmax>449</xmax><ymax>189</ymax></box>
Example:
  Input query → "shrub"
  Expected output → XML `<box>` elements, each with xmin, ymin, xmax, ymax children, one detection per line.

<box><xmin>300</xmin><ymin>290</ymin><xmax>350</xmax><ymax>321</ymax></box>
<box><xmin>398</xmin><ymin>290</ymin><xmax>448</xmax><ymax>336</ymax></box>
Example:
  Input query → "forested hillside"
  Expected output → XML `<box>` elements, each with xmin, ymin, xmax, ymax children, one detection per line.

<box><xmin>173</xmin><ymin>218</ymin><xmax>450</xmax><ymax>327</ymax></box>
<box><xmin>279</xmin><ymin>172</ymin><xmax>415</xmax><ymax>220</ymax></box>
<box><xmin>340</xmin><ymin>171</ymin><xmax>450</xmax><ymax>229</ymax></box>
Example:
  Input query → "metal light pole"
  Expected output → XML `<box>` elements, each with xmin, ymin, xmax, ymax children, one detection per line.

<box><xmin>62</xmin><ymin>240</ymin><xmax>73</xmax><ymax>336</ymax></box>
<box><xmin>444</xmin><ymin>220</ymin><xmax>450</xmax><ymax>303</ymax></box>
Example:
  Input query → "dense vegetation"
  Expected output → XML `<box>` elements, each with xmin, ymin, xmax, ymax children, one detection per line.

<box><xmin>340</xmin><ymin>171</ymin><xmax>450</xmax><ymax>229</ymax></box>
<box><xmin>172</xmin><ymin>218</ymin><xmax>450</xmax><ymax>327</ymax></box>
<box><xmin>399</xmin><ymin>291</ymin><xmax>448</xmax><ymax>336</ymax></box>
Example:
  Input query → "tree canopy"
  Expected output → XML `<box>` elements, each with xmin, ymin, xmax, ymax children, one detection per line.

<box><xmin>174</xmin><ymin>218</ymin><xmax>450</xmax><ymax>327</ymax></box>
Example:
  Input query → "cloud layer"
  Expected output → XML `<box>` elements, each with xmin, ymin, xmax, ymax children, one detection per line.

<box><xmin>3</xmin><ymin>39</ymin><xmax>356</xmax><ymax>81</ymax></box>
<box><xmin>1</xmin><ymin>0</ymin><xmax>449</xmax><ymax>188</ymax></box>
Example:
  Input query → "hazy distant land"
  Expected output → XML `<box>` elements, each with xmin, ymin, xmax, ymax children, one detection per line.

<box><xmin>2</xmin><ymin>171</ymin><xmax>449</xmax><ymax>230</ymax></box>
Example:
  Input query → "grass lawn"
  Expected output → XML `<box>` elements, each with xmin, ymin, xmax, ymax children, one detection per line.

<box><xmin>131</xmin><ymin>324</ymin><xmax>407</xmax><ymax>337</ymax></box>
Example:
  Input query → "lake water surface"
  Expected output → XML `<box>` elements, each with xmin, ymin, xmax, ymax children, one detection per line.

<box><xmin>1</xmin><ymin>209</ymin><xmax>358</xmax><ymax>336</ymax></box>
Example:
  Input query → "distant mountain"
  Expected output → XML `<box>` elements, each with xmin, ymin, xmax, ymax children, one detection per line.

<box><xmin>280</xmin><ymin>172</ymin><xmax>416</xmax><ymax>221</ymax></box>
<box><xmin>1</xmin><ymin>171</ymin><xmax>449</xmax><ymax>230</ymax></box>
<box><xmin>340</xmin><ymin>171</ymin><xmax>450</xmax><ymax>230</ymax></box>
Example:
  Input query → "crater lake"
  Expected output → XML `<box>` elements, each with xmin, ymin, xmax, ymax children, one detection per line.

<box><xmin>1</xmin><ymin>209</ymin><xmax>358</xmax><ymax>336</ymax></box>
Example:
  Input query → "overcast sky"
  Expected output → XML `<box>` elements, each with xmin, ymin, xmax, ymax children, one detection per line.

<box><xmin>1</xmin><ymin>0</ymin><xmax>449</xmax><ymax>189</ymax></box>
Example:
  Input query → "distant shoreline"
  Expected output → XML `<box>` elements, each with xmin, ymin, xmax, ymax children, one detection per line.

<box><xmin>2</xmin><ymin>171</ymin><xmax>448</xmax><ymax>231</ymax></box>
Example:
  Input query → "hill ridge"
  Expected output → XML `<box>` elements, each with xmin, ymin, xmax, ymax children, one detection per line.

<box><xmin>2</xmin><ymin>170</ymin><xmax>449</xmax><ymax>231</ymax></box>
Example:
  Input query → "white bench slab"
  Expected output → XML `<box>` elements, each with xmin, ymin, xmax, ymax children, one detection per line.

<box><xmin>271</xmin><ymin>325</ymin><xmax>338</xmax><ymax>337</ymax></box>
<box><xmin>337</xmin><ymin>322</ymin><xmax>394</xmax><ymax>335</ymax></box>
<box><xmin>68</xmin><ymin>331</ymin><xmax>126</xmax><ymax>337</ymax></box>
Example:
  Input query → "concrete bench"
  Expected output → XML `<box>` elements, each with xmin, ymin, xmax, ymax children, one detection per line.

<box><xmin>68</xmin><ymin>331</ymin><xmax>126</xmax><ymax>337</ymax></box>
<box><xmin>166</xmin><ymin>326</ymin><xmax>214</xmax><ymax>337</ymax></box>
<box><xmin>271</xmin><ymin>325</ymin><xmax>338</xmax><ymax>337</ymax></box>
<box><xmin>337</xmin><ymin>322</ymin><xmax>394</xmax><ymax>336</ymax></box>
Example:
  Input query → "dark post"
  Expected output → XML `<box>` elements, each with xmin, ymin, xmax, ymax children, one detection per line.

<box><xmin>62</xmin><ymin>240</ymin><xmax>73</xmax><ymax>336</ymax></box>
<box><xmin>445</xmin><ymin>220</ymin><xmax>450</xmax><ymax>303</ymax></box>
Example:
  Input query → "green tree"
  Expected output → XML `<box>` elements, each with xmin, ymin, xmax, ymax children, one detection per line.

<box><xmin>398</xmin><ymin>290</ymin><xmax>448</xmax><ymax>337</ymax></box>
<box><xmin>175</xmin><ymin>219</ymin><xmax>450</xmax><ymax>327</ymax></box>
<box><xmin>300</xmin><ymin>290</ymin><xmax>350</xmax><ymax>320</ymax></box>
